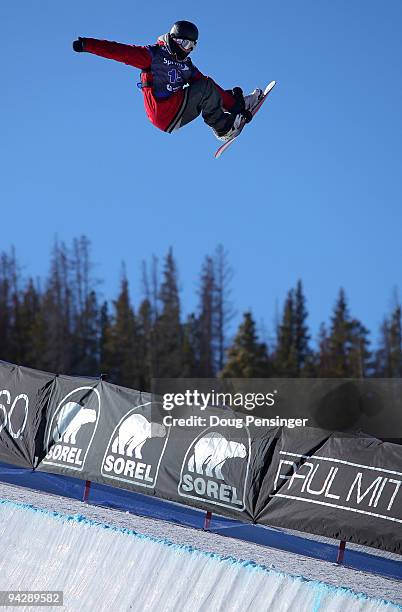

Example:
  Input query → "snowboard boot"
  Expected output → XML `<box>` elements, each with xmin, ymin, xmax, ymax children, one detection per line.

<box><xmin>215</xmin><ymin>112</ymin><xmax>247</xmax><ymax>142</ymax></box>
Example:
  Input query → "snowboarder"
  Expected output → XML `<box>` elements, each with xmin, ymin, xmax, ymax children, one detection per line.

<box><xmin>72</xmin><ymin>20</ymin><xmax>263</xmax><ymax>142</ymax></box>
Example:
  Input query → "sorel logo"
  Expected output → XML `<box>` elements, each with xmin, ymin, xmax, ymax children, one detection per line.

<box><xmin>178</xmin><ymin>429</ymin><xmax>251</xmax><ymax>511</ymax></box>
<box><xmin>101</xmin><ymin>405</ymin><xmax>169</xmax><ymax>489</ymax></box>
<box><xmin>43</xmin><ymin>387</ymin><xmax>100</xmax><ymax>471</ymax></box>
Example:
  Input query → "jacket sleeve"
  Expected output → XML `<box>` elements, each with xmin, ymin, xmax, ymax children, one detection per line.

<box><xmin>190</xmin><ymin>67</ymin><xmax>236</xmax><ymax>111</ymax></box>
<box><xmin>83</xmin><ymin>38</ymin><xmax>152</xmax><ymax>70</ymax></box>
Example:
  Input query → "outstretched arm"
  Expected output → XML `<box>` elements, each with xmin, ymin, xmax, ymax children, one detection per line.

<box><xmin>73</xmin><ymin>37</ymin><xmax>152</xmax><ymax>70</ymax></box>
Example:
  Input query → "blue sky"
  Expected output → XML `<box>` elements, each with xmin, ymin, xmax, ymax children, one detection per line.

<box><xmin>1</xmin><ymin>0</ymin><xmax>402</xmax><ymax>346</ymax></box>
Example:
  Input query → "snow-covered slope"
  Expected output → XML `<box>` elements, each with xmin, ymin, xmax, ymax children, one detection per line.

<box><xmin>0</xmin><ymin>490</ymin><xmax>400</xmax><ymax>611</ymax></box>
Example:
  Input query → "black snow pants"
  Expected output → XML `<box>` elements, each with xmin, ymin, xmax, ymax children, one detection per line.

<box><xmin>166</xmin><ymin>77</ymin><xmax>234</xmax><ymax>136</ymax></box>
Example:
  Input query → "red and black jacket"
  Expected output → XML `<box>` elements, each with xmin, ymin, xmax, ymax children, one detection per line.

<box><xmin>82</xmin><ymin>37</ymin><xmax>236</xmax><ymax>132</ymax></box>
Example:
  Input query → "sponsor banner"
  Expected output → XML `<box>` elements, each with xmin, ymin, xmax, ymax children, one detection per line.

<box><xmin>100</xmin><ymin>392</ymin><xmax>170</xmax><ymax>490</ymax></box>
<box><xmin>151</xmin><ymin>405</ymin><xmax>269</xmax><ymax>521</ymax></box>
<box><xmin>150</xmin><ymin>380</ymin><xmax>280</xmax><ymax>520</ymax></box>
<box><xmin>40</xmin><ymin>376</ymin><xmax>102</xmax><ymax>473</ymax></box>
<box><xmin>37</xmin><ymin>380</ymin><xmax>170</xmax><ymax>494</ymax></box>
<box><xmin>256</xmin><ymin>431</ymin><xmax>402</xmax><ymax>553</ymax></box>
<box><xmin>1</xmin><ymin>361</ymin><xmax>402</xmax><ymax>554</ymax></box>
<box><xmin>0</xmin><ymin>362</ymin><xmax>55</xmax><ymax>468</ymax></box>
<box><xmin>177</xmin><ymin>425</ymin><xmax>251</xmax><ymax>512</ymax></box>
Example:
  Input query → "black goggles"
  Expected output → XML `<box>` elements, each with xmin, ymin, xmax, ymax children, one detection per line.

<box><xmin>173</xmin><ymin>38</ymin><xmax>197</xmax><ymax>51</ymax></box>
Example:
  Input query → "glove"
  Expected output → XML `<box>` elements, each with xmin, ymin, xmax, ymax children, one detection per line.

<box><xmin>72</xmin><ymin>37</ymin><xmax>86</xmax><ymax>52</ymax></box>
<box><xmin>232</xmin><ymin>87</ymin><xmax>244</xmax><ymax>100</ymax></box>
<box><xmin>231</xmin><ymin>87</ymin><xmax>252</xmax><ymax>122</ymax></box>
<box><xmin>231</xmin><ymin>87</ymin><xmax>246</xmax><ymax>113</ymax></box>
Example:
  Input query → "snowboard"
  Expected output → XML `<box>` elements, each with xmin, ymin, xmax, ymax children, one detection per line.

<box><xmin>214</xmin><ymin>81</ymin><xmax>276</xmax><ymax>159</ymax></box>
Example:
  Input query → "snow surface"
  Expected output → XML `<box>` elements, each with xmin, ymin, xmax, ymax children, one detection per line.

<box><xmin>0</xmin><ymin>482</ymin><xmax>401</xmax><ymax>611</ymax></box>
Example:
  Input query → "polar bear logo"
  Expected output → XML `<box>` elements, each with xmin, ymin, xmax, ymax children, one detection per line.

<box><xmin>53</xmin><ymin>402</ymin><xmax>81</xmax><ymax>442</ymax></box>
<box><xmin>112</xmin><ymin>414</ymin><xmax>166</xmax><ymax>459</ymax></box>
<box><xmin>53</xmin><ymin>401</ymin><xmax>97</xmax><ymax>445</ymax></box>
<box><xmin>187</xmin><ymin>432</ymin><xmax>247</xmax><ymax>480</ymax></box>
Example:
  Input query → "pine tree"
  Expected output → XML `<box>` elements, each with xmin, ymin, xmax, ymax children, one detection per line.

<box><xmin>8</xmin><ymin>250</ymin><xmax>23</xmax><ymax>364</ymax></box>
<box><xmin>103</xmin><ymin>271</ymin><xmax>139</xmax><ymax>387</ymax></box>
<box><xmin>327</xmin><ymin>289</ymin><xmax>371</xmax><ymax>377</ymax></box>
<box><xmin>328</xmin><ymin>288</ymin><xmax>350</xmax><ymax>376</ymax></box>
<box><xmin>70</xmin><ymin>236</ymin><xmax>100</xmax><ymax>375</ymax></box>
<box><xmin>41</xmin><ymin>239</ymin><xmax>73</xmax><ymax>373</ymax></box>
<box><xmin>316</xmin><ymin>322</ymin><xmax>331</xmax><ymax>377</ymax></box>
<box><xmin>198</xmin><ymin>256</ymin><xmax>215</xmax><ymax>376</ymax></box>
<box><xmin>1</xmin><ymin>237</ymin><xmax>399</xmax><ymax>386</ymax></box>
<box><xmin>0</xmin><ymin>249</ymin><xmax>22</xmax><ymax>364</ymax></box>
<box><xmin>72</xmin><ymin>290</ymin><xmax>100</xmax><ymax>376</ymax></box>
<box><xmin>274</xmin><ymin>290</ymin><xmax>298</xmax><ymax>376</ymax></box>
<box><xmin>99</xmin><ymin>301</ymin><xmax>110</xmax><ymax>376</ymax></box>
<box><xmin>0</xmin><ymin>253</ymin><xmax>11</xmax><ymax>361</ymax></box>
<box><xmin>213</xmin><ymin>245</ymin><xmax>235</xmax><ymax>372</ymax></box>
<box><xmin>181</xmin><ymin>314</ymin><xmax>200</xmax><ymax>377</ymax></box>
<box><xmin>155</xmin><ymin>248</ymin><xmax>183</xmax><ymax>377</ymax></box>
<box><xmin>376</xmin><ymin>303</ymin><xmax>402</xmax><ymax>377</ymax></box>
<box><xmin>141</xmin><ymin>257</ymin><xmax>160</xmax><ymax>382</ymax></box>
<box><xmin>222</xmin><ymin>312</ymin><xmax>270</xmax><ymax>378</ymax></box>
<box><xmin>374</xmin><ymin>317</ymin><xmax>391</xmax><ymax>376</ymax></box>
<box><xmin>389</xmin><ymin>304</ymin><xmax>402</xmax><ymax>377</ymax></box>
<box><xmin>294</xmin><ymin>280</ymin><xmax>313</xmax><ymax>375</ymax></box>
<box><xmin>18</xmin><ymin>278</ymin><xmax>45</xmax><ymax>368</ymax></box>
<box><xmin>137</xmin><ymin>298</ymin><xmax>154</xmax><ymax>390</ymax></box>
<box><xmin>348</xmin><ymin>318</ymin><xmax>371</xmax><ymax>377</ymax></box>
